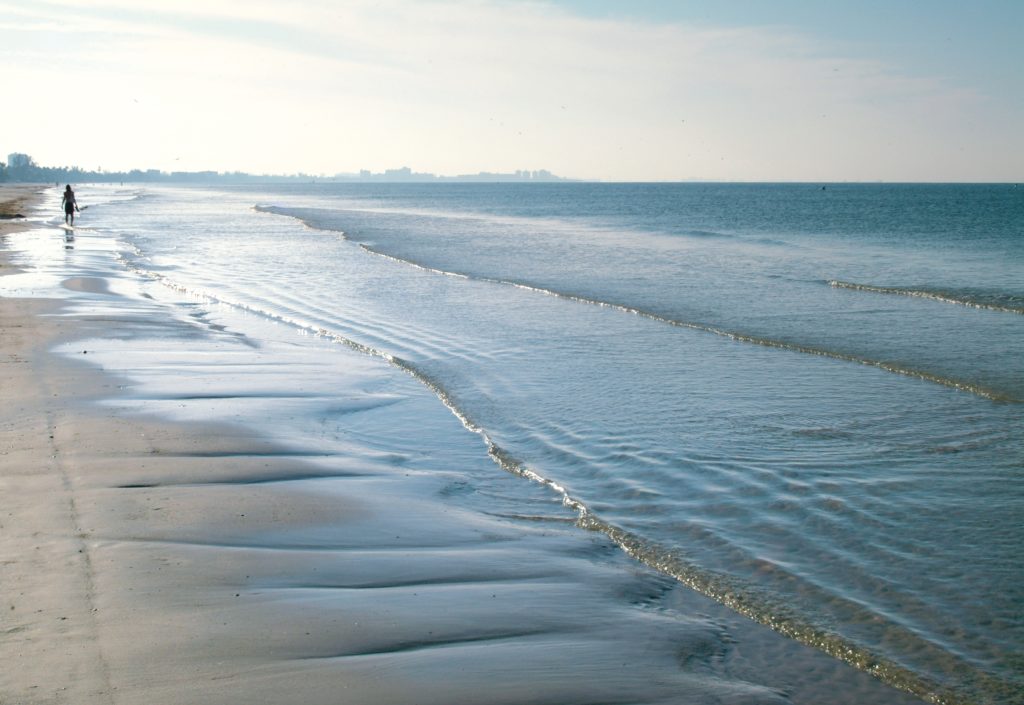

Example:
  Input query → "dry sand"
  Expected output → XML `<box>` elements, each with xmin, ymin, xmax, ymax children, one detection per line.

<box><xmin>0</xmin><ymin>185</ymin><xmax>927</xmax><ymax>705</ymax></box>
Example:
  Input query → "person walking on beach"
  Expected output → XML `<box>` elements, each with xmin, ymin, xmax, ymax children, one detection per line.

<box><xmin>61</xmin><ymin>184</ymin><xmax>78</xmax><ymax>226</ymax></box>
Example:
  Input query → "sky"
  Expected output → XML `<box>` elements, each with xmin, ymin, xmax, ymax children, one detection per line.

<box><xmin>2</xmin><ymin>0</ymin><xmax>1021</xmax><ymax>181</ymax></box>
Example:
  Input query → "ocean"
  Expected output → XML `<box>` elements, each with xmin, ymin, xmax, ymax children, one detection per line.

<box><xmin>11</xmin><ymin>182</ymin><xmax>1023</xmax><ymax>703</ymax></box>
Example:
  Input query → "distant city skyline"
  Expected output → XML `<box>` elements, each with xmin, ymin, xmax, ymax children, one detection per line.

<box><xmin>2</xmin><ymin>0</ymin><xmax>1021</xmax><ymax>182</ymax></box>
<box><xmin>1</xmin><ymin>152</ymin><xmax>572</xmax><ymax>183</ymax></box>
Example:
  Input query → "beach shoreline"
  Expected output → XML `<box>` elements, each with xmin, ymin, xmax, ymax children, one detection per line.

<box><xmin>0</xmin><ymin>184</ymin><xmax>929</xmax><ymax>705</ymax></box>
<box><xmin>0</xmin><ymin>184</ymin><xmax>46</xmax><ymax>273</ymax></box>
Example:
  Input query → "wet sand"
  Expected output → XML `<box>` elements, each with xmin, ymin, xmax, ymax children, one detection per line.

<box><xmin>0</xmin><ymin>184</ymin><xmax>44</xmax><ymax>269</ymax></box>
<box><xmin>0</xmin><ymin>185</ymin><xmax>927</xmax><ymax>705</ymax></box>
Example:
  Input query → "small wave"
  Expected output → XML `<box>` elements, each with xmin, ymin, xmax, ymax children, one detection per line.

<box><xmin>498</xmin><ymin>283</ymin><xmax>1018</xmax><ymax>402</ymax></box>
<box><xmin>120</xmin><ymin>191</ymin><xmax>155</xmax><ymax>204</ymax></box>
<box><xmin>580</xmin><ymin>514</ymin><xmax>997</xmax><ymax>705</ymax></box>
<box><xmin>685</xmin><ymin>229</ymin><xmax>733</xmax><ymax>239</ymax></box>
<box><xmin>365</xmin><ymin>251</ymin><xmax>1017</xmax><ymax>402</ymax></box>
<box><xmin>255</xmin><ymin>206</ymin><xmax>1019</xmax><ymax>403</ymax></box>
<box><xmin>81</xmin><ymin>189</ymin><xmax>155</xmax><ymax>211</ymax></box>
<box><xmin>685</xmin><ymin>230</ymin><xmax>790</xmax><ymax>247</ymax></box>
<box><xmin>829</xmin><ymin>280</ymin><xmax>1024</xmax><ymax>315</ymax></box>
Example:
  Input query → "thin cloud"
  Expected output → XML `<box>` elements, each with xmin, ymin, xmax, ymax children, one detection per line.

<box><xmin>2</xmin><ymin>0</ymin><xmax>1016</xmax><ymax>180</ymax></box>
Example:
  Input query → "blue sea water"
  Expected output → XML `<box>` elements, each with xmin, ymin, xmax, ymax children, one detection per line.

<box><xmin>38</xmin><ymin>183</ymin><xmax>1024</xmax><ymax>702</ymax></box>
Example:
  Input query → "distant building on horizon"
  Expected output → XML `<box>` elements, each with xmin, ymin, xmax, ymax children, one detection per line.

<box><xmin>7</xmin><ymin>153</ymin><xmax>31</xmax><ymax>169</ymax></box>
<box><xmin>0</xmin><ymin>155</ymin><xmax>576</xmax><ymax>184</ymax></box>
<box><xmin>347</xmin><ymin>166</ymin><xmax>570</xmax><ymax>183</ymax></box>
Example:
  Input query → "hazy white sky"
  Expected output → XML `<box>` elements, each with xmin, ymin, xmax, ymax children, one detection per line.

<box><xmin>2</xmin><ymin>0</ymin><xmax>1021</xmax><ymax>181</ymax></box>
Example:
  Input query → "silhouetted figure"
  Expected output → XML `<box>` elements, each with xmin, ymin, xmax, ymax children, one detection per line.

<box><xmin>62</xmin><ymin>184</ymin><xmax>78</xmax><ymax>225</ymax></box>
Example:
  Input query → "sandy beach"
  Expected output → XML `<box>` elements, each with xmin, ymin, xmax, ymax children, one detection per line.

<box><xmin>0</xmin><ymin>184</ymin><xmax>931</xmax><ymax>705</ymax></box>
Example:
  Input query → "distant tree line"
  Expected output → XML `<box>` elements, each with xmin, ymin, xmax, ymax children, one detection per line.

<box><xmin>0</xmin><ymin>157</ymin><xmax>323</xmax><ymax>184</ymax></box>
<box><xmin>1</xmin><ymin>156</ymin><xmax>572</xmax><ymax>184</ymax></box>
<box><xmin>1</xmin><ymin>156</ymin><xmax>97</xmax><ymax>183</ymax></box>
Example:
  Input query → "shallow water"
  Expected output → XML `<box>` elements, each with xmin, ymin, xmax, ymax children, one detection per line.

<box><xmin>7</xmin><ymin>182</ymin><xmax>1022</xmax><ymax>704</ymax></box>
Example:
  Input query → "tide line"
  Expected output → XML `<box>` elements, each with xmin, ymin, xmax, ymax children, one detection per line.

<box><xmin>829</xmin><ymin>280</ymin><xmax>1024</xmax><ymax>315</ymax></box>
